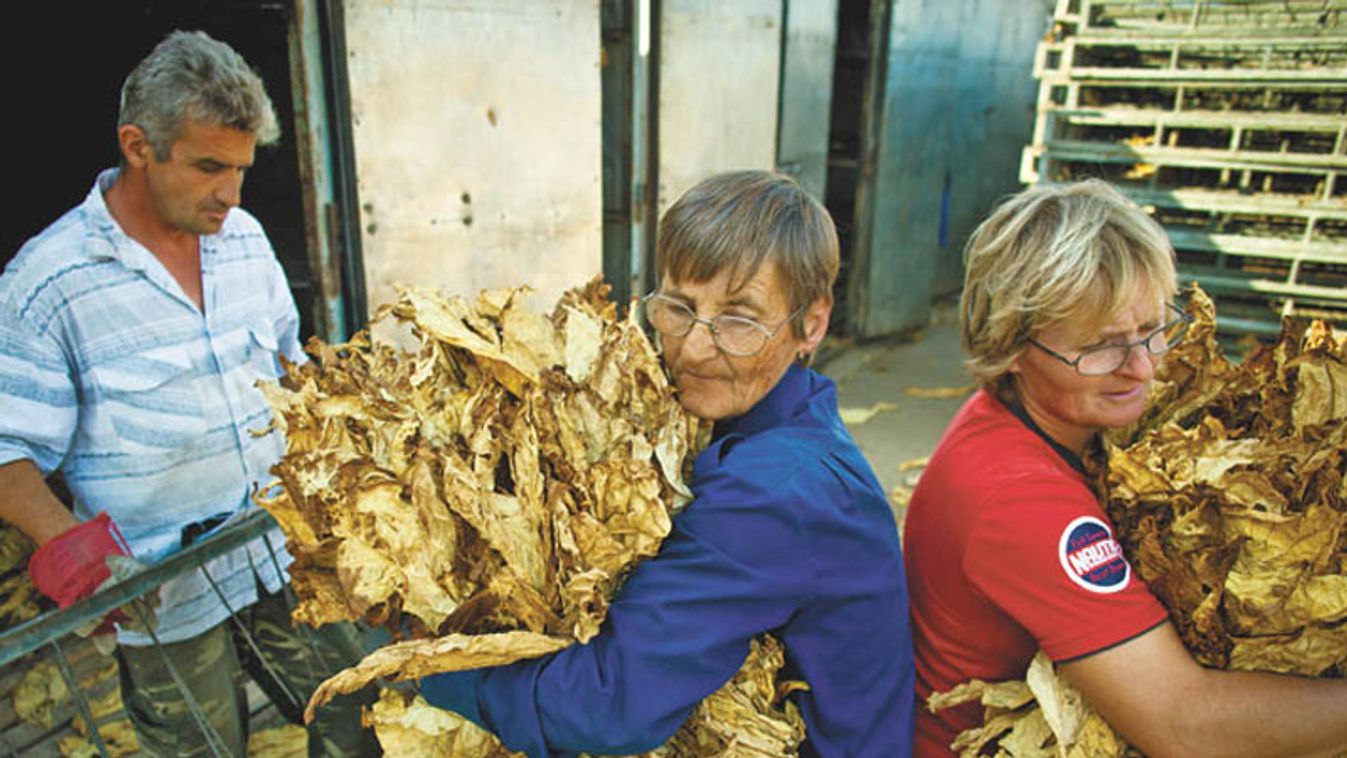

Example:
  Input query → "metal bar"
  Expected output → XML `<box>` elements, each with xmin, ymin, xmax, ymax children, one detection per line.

<box><xmin>1044</xmin><ymin>66</ymin><xmax>1347</xmax><ymax>83</ymax></box>
<box><xmin>1182</xmin><ymin>270</ymin><xmax>1347</xmax><ymax>303</ymax></box>
<box><xmin>289</xmin><ymin>0</ymin><xmax>348</xmax><ymax>343</ymax></box>
<box><xmin>1213</xmin><ymin>314</ymin><xmax>1285</xmax><ymax>337</ymax></box>
<box><xmin>50</xmin><ymin>641</ymin><xmax>111</xmax><ymax>758</ymax></box>
<box><xmin>0</xmin><ymin>509</ymin><xmax>281</xmax><ymax>668</ymax></box>
<box><xmin>256</xmin><ymin>534</ymin><xmax>327</xmax><ymax>680</ymax></box>
<box><xmin>629</xmin><ymin>0</ymin><xmax>654</xmax><ymax>297</ymax></box>
<box><xmin>1168</xmin><ymin>229</ymin><xmax>1347</xmax><ymax>261</ymax></box>
<box><xmin>315</xmin><ymin>0</ymin><xmax>369</xmax><ymax>339</ymax></box>
<box><xmin>196</xmin><ymin>563</ymin><xmax>302</xmax><ymax>713</ymax></box>
<box><xmin>1065</xmin><ymin>34</ymin><xmax>1347</xmax><ymax>46</ymax></box>
<box><xmin>124</xmin><ymin>602</ymin><xmax>233</xmax><ymax>758</ymax></box>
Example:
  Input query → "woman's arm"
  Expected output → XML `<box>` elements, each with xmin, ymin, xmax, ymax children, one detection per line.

<box><xmin>1062</xmin><ymin>622</ymin><xmax>1347</xmax><ymax>758</ymax></box>
<box><xmin>425</xmin><ymin>463</ymin><xmax>812</xmax><ymax>756</ymax></box>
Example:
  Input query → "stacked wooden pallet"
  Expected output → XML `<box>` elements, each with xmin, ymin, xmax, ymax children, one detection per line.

<box><xmin>1022</xmin><ymin>0</ymin><xmax>1347</xmax><ymax>335</ymax></box>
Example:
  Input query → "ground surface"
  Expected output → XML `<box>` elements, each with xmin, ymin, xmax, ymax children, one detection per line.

<box><xmin>820</xmin><ymin>297</ymin><xmax>970</xmax><ymax>526</ymax></box>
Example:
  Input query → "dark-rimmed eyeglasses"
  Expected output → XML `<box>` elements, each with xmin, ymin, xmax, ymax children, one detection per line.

<box><xmin>1029</xmin><ymin>303</ymin><xmax>1193</xmax><ymax>376</ymax></box>
<box><xmin>640</xmin><ymin>292</ymin><xmax>800</xmax><ymax>357</ymax></box>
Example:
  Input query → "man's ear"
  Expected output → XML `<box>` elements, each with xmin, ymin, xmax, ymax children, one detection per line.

<box><xmin>117</xmin><ymin>125</ymin><xmax>153</xmax><ymax>168</ymax></box>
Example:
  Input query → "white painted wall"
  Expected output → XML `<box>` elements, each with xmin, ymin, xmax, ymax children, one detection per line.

<box><xmin>657</xmin><ymin>0</ymin><xmax>783</xmax><ymax>219</ymax></box>
<box><xmin>344</xmin><ymin>0</ymin><xmax>603</xmax><ymax>313</ymax></box>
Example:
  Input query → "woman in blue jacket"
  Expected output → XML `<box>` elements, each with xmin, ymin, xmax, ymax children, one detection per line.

<box><xmin>422</xmin><ymin>170</ymin><xmax>915</xmax><ymax>757</ymax></box>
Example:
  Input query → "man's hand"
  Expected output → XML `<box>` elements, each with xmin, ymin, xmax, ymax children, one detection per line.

<box><xmin>28</xmin><ymin>512</ymin><xmax>128</xmax><ymax>608</ymax></box>
<box><xmin>79</xmin><ymin>554</ymin><xmax>160</xmax><ymax>653</ymax></box>
<box><xmin>26</xmin><ymin>512</ymin><xmax>157</xmax><ymax>648</ymax></box>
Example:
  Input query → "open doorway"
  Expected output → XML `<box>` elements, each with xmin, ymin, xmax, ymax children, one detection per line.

<box><xmin>2</xmin><ymin>1</ymin><xmax>321</xmax><ymax>341</ymax></box>
<box><xmin>824</xmin><ymin>0</ymin><xmax>881</xmax><ymax>338</ymax></box>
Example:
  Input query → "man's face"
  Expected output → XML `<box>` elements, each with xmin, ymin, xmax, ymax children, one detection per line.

<box><xmin>141</xmin><ymin>118</ymin><xmax>257</xmax><ymax>235</ymax></box>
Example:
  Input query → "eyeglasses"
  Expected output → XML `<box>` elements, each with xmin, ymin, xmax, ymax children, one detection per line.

<box><xmin>640</xmin><ymin>292</ymin><xmax>800</xmax><ymax>357</ymax></box>
<box><xmin>1029</xmin><ymin>303</ymin><xmax>1193</xmax><ymax>376</ymax></box>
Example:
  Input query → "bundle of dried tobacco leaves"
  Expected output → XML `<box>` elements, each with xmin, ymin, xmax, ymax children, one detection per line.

<box><xmin>363</xmin><ymin>636</ymin><xmax>805</xmax><ymax>758</ymax></box>
<box><xmin>931</xmin><ymin>286</ymin><xmax>1347</xmax><ymax>756</ymax></box>
<box><xmin>256</xmin><ymin>278</ymin><xmax>807</xmax><ymax>756</ymax></box>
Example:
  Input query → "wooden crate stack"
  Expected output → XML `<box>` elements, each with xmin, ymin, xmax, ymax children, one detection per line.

<box><xmin>1022</xmin><ymin>0</ymin><xmax>1347</xmax><ymax>336</ymax></box>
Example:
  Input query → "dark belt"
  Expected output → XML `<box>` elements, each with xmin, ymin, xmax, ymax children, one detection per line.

<box><xmin>180</xmin><ymin>512</ymin><xmax>231</xmax><ymax>547</ymax></box>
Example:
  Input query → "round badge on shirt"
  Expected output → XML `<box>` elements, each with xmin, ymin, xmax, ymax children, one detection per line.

<box><xmin>1058</xmin><ymin>516</ymin><xmax>1130</xmax><ymax>593</ymax></box>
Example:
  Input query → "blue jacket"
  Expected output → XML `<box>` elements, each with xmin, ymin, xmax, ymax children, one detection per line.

<box><xmin>423</xmin><ymin>364</ymin><xmax>915</xmax><ymax>757</ymax></box>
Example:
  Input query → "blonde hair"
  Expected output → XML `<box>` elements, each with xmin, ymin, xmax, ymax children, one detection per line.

<box><xmin>960</xmin><ymin>179</ymin><xmax>1177</xmax><ymax>401</ymax></box>
<box><xmin>656</xmin><ymin>170</ymin><xmax>839</xmax><ymax>337</ymax></box>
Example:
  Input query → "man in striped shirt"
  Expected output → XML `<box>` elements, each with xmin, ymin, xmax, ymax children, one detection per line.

<box><xmin>0</xmin><ymin>31</ymin><xmax>375</xmax><ymax>756</ymax></box>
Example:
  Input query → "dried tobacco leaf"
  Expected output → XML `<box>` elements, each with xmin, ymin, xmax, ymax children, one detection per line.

<box><xmin>363</xmin><ymin>689</ymin><xmax>520</xmax><ymax>758</ymax></box>
<box><xmin>646</xmin><ymin>636</ymin><xmax>806</xmax><ymax>758</ymax></box>
<box><xmin>257</xmin><ymin>280</ymin><xmax>703</xmax><ymax>641</ymax></box>
<box><xmin>304</xmin><ymin>631</ymin><xmax>571</xmax><ymax>721</ymax></box>
<box><xmin>929</xmin><ymin>653</ymin><xmax>1131</xmax><ymax>758</ymax></box>
<box><xmin>14</xmin><ymin>655</ymin><xmax>142</xmax><ymax>758</ymax></box>
<box><xmin>1104</xmin><ymin>287</ymin><xmax>1347</xmax><ymax>674</ymax></box>
<box><xmin>14</xmin><ymin>658</ymin><xmax>68</xmax><ymax>729</ymax></box>
<box><xmin>934</xmin><ymin>285</ymin><xmax>1347</xmax><ymax>755</ymax></box>
<box><xmin>260</xmin><ymin>278</ymin><xmax>805</xmax><ymax>755</ymax></box>
<box><xmin>247</xmin><ymin>724</ymin><xmax>308</xmax><ymax>757</ymax></box>
<box><xmin>0</xmin><ymin>524</ymin><xmax>39</xmax><ymax>631</ymax></box>
<box><xmin>60</xmin><ymin>686</ymin><xmax>140</xmax><ymax>758</ymax></box>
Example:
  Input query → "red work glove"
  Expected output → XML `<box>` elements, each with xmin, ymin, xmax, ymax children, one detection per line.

<box><xmin>28</xmin><ymin>512</ymin><xmax>131</xmax><ymax>628</ymax></box>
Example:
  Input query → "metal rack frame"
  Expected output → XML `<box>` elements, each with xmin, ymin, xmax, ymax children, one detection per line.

<box><xmin>1024</xmin><ymin>0</ymin><xmax>1347</xmax><ymax>335</ymax></box>
<box><xmin>1</xmin><ymin>510</ymin><xmax>307</xmax><ymax>758</ymax></box>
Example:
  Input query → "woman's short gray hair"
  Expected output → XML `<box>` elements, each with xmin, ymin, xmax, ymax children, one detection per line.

<box><xmin>119</xmin><ymin>30</ymin><xmax>279</xmax><ymax>159</ymax></box>
<box><xmin>960</xmin><ymin>179</ymin><xmax>1177</xmax><ymax>401</ymax></box>
<box><xmin>656</xmin><ymin>170</ymin><xmax>839</xmax><ymax>338</ymax></box>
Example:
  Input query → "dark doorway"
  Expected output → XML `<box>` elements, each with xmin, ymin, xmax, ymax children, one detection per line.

<box><xmin>824</xmin><ymin>0</ymin><xmax>881</xmax><ymax>338</ymax></box>
<box><xmin>2</xmin><ymin>1</ymin><xmax>319</xmax><ymax>340</ymax></box>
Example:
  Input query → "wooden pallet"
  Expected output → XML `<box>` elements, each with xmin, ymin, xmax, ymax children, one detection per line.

<box><xmin>1054</xmin><ymin>0</ymin><xmax>1347</xmax><ymax>38</ymax></box>
<box><xmin>1025</xmin><ymin>0</ymin><xmax>1347</xmax><ymax>335</ymax></box>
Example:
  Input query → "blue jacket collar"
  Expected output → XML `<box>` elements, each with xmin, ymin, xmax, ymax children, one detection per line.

<box><xmin>712</xmin><ymin>363</ymin><xmax>814</xmax><ymax>441</ymax></box>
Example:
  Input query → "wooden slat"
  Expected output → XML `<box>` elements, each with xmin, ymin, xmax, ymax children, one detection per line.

<box><xmin>1044</xmin><ymin>138</ymin><xmax>1347</xmax><ymax>171</ymax></box>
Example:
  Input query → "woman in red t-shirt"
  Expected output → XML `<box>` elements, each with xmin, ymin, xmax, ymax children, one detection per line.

<box><xmin>904</xmin><ymin>179</ymin><xmax>1347</xmax><ymax>757</ymax></box>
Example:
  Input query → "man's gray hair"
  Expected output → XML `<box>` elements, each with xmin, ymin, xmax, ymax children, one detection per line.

<box><xmin>119</xmin><ymin>30</ymin><xmax>280</xmax><ymax>159</ymax></box>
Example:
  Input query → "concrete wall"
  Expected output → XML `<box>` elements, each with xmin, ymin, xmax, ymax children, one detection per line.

<box><xmin>852</xmin><ymin>0</ymin><xmax>1052</xmax><ymax>337</ymax></box>
<box><xmin>343</xmin><ymin>0</ymin><xmax>603</xmax><ymax>314</ymax></box>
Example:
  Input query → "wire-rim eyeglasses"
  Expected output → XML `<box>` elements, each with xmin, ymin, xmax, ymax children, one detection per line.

<box><xmin>1028</xmin><ymin>303</ymin><xmax>1194</xmax><ymax>377</ymax></box>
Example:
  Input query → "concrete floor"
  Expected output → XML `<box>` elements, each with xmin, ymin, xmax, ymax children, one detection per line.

<box><xmin>818</xmin><ymin>297</ymin><xmax>972</xmax><ymax>522</ymax></box>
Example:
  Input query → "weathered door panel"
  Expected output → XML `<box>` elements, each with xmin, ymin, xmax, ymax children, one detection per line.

<box><xmin>778</xmin><ymin>0</ymin><xmax>839</xmax><ymax>201</ymax></box>
<box><xmin>657</xmin><ymin>0</ymin><xmax>783</xmax><ymax>220</ymax></box>
<box><xmin>936</xmin><ymin>0</ymin><xmax>1049</xmax><ymax>295</ymax></box>
<box><xmin>344</xmin><ymin>0</ymin><xmax>603</xmax><ymax>312</ymax></box>
<box><xmin>852</xmin><ymin>0</ymin><xmax>1049</xmax><ymax>337</ymax></box>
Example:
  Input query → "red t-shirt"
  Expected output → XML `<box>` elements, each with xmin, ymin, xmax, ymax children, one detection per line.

<box><xmin>903</xmin><ymin>390</ymin><xmax>1168</xmax><ymax>756</ymax></box>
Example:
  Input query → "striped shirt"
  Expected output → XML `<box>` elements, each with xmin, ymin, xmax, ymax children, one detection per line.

<box><xmin>0</xmin><ymin>169</ymin><xmax>300</xmax><ymax>645</ymax></box>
